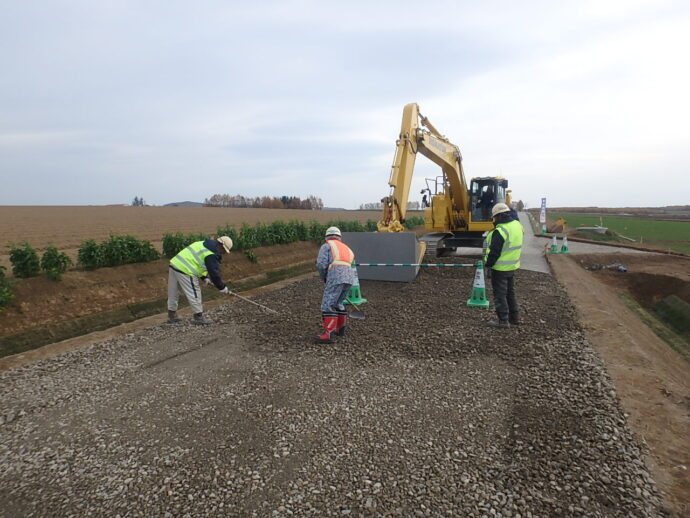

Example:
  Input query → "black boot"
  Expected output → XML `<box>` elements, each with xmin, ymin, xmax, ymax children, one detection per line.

<box><xmin>192</xmin><ymin>312</ymin><xmax>211</xmax><ymax>325</ymax></box>
<box><xmin>509</xmin><ymin>316</ymin><xmax>523</xmax><ymax>326</ymax></box>
<box><xmin>487</xmin><ymin>320</ymin><xmax>510</xmax><ymax>329</ymax></box>
<box><xmin>167</xmin><ymin>310</ymin><xmax>181</xmax><ymax>324</ymax></box>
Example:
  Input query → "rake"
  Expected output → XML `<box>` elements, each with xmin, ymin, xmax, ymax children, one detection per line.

<box><xmin>345</xmin><ymin>297</ymin><xmax>366</xmax><ymax>320</ymax></box>
<box><xmin>227</xmin><ymin>290</ymin><xmax>280</xmax><ymax>314</ymax></box>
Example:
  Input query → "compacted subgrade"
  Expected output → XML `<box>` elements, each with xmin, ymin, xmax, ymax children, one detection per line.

<box><xmin>0</xmin><ymin>259</ymin><xmax>663</xmax><ymax>518</ymax></box>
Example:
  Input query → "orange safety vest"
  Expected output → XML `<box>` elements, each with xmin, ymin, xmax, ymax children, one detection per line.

<box><xmin>327</xmin><ymin>239</ymin><xmax>355</xmax><ymax>269</ymax></box>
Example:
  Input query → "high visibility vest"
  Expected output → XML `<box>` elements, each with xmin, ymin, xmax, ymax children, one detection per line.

<box><xmin>170</xmin><ymin>241</ymin><xmax>215</xmax><ymax>277</ymax></box>
<box><xmin>327</xmin><ymin>239</ymin><xmax>355</xmax><ymax>269</ymax></box>
<box><xmin>484</xmin><ymin>219</ymin><xmax>524</xmax><ymax>271</ymax></box>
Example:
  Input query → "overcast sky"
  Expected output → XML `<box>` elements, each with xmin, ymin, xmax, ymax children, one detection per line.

<box><xmin>2</xmin><ymin>0</ymin><xmax>689</xmax><ymax>209</ymax></box>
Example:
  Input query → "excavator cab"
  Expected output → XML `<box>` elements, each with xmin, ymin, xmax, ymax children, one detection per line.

<box><xmin>470</xmin><ymin>178</ymin><xmax>509</xmax><ymax>223</ymax></box>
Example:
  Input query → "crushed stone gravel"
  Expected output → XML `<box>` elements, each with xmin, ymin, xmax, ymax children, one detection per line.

<box><xmin>0</xmin><ymin>262</ymin><xmax>664</xmax><ymax>517</ymax></box>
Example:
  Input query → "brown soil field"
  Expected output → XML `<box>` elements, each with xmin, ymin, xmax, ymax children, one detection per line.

<box><xmin>0</xmin><ymin>206</ymin><xmax>381</xmax><ymax>271</ymax></box>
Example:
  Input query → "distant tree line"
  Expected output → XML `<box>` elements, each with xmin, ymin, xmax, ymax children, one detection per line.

<box><xmin>359</xmin><ymin>201</ymin><xmax>420</xmax><ymax>211</ymax></box>
<box><xmin>131</xmin><ymin>196</ymin><xmax>147</xmax><ymax>206</ymax></box>
<box><xmin>203</xmin><ymin>194</ymin><xmax>324</xmax><ymax>210</ymax></box>
<box><xmin>533</xmin><ymin>206</ymin><xmax>689</xmax><ymax>214</ymax></box>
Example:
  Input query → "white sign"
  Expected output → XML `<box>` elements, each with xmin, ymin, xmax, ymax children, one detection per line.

<box><xmin>473</xmin><ymin>267</ymin><xmax>485</xmax><ymax>288</ymax></box>
<box><xmin>539</xmin><ymin>197</ymin><xmax>546</xmax><ymax>224</ymax></box>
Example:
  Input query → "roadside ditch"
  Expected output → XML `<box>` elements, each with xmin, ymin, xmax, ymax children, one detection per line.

<box><xmin>0</xmin><ymin>242</ymin><xmax>320</xmax><ymax>357</ymax></box>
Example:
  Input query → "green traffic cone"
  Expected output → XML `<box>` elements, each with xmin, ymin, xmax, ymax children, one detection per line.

<box><xmin>560</xmin><ymin>235</ymin><xmax>570</xmax><ymax>254</ymax></box>
<box><xmin>467</xmin><ymin>261</ymin><xmax>490</xmax><ymax>308</ymax></box>
<box><xmin>344</xmin><ymin>266</ymin><xmax>368</xmax><ymax>305</ymax></box>
<box><xmin>549</xmin><ymin>235</ymin><xmax>559</xmax><ymax>254</ymax></box>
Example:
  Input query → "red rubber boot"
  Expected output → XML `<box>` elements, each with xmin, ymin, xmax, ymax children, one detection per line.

<box><xmin>334</xmin><ymin>312</ymin><xmax>348</xmax><ymax>337</ymax></box>
<box><xmin>315</xmin><ymin>314</ymin><xmax>338</xmax><ymax>343</ymax></box>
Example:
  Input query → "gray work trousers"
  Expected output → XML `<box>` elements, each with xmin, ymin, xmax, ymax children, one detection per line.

<box><xmin>490</xmin><ymin>269</ymin><xmax>519</xmax><ymax>322</ymax></box>
<box><xmin>321</xmin><ymin>281</ymin><xmax>352</xmax><ymax>314</ymax></box>
<box><xmin>168</xmin><ymin>267</ymin><xmax>203</xmax><ymax>314</ymax></box>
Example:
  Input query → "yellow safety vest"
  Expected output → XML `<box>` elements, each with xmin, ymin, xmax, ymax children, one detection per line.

<box><xmin>327</xmin><ymin>239</ymin><xmax>355</xmax><ymax>269</ymax></box>
<box><xmin>170</xmin><ymin>241</ymin><xmax>214</xmax><ymax>277</ymax></box>
<box><xmin>484</xmin><ymin>219</ymin><xmax>524</xmax><ymax>271</ymax></box>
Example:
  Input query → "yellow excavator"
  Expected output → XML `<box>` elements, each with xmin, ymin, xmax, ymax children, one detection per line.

<box><xmin>378</xmin><ymin>103</ymin><xmax>511</xmax><ymax>256</ymax></box>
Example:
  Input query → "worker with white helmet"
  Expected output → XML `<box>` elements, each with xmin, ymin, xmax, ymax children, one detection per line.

<box><xmin>167</xmin><ymin>235</ymin><xmax>234</xmax><ymax>325</ymax></box>
<box><xmin>315</xmin><ymin>226</ymin><xmax>356</xmax><ymax>343</ymax></box>
<box><xmin>484</xmin><ymin>203</ymin><xmax>524</xmax><ymax>328</ymax></box>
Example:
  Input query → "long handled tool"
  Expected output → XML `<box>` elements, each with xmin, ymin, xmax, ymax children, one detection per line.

<box><xmin>345</xmin><ymin>297</ymin><xmax>366</xmax><ymax>320</ymax></box>
<box><xmin>228</xmin><ymin>290</ymin><xmax>280</xmax><ymax>314</ymax></box>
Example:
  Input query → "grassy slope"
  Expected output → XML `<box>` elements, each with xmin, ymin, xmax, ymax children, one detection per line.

<box><xmin>549</xmin><ymin>212</ymin><xmax>690</xmax><ymax>253</ymax></box>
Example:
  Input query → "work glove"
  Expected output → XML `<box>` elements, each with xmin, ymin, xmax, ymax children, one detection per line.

<box><xmin>203</xmin><ymin>277</ymin><xmax>212</xmax><ymax>286</ymax></box>
<box><xmin>220</xmin><ymin>286</ymin><xmax>230</xmax><ymax>294</ymax></box>
<box><xmin>485</xmin><ymin>268</ymin><xmax>492</xmax><ymax>280</ymax></box>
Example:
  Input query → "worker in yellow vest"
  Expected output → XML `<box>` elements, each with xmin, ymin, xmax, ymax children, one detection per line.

<box><xmin>167</xmin><ymin>236</ymin><xmax>233</xmax><ymax>325</ymax></box>
<box><xmin>315</xmin><ymin>227</ymin><xmax>356</xmax><ymax>343</ymax></box>
<box><xmin>484</xmin><ymin>203</ymin><xmax>524</xmax><ymax>328</ymax></box>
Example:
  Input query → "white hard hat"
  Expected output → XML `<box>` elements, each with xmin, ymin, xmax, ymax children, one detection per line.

<box><xmin>491</xmin><ymin>203</ymin><xmax>511</xmax><ymax>218</ymax></box>
<box><xmin>325</xmin><ymin>226</ymin><xmax>341</xmax><ymax>238</ymax></box>
<box><xmin>218</xmin><ymin>236</ymin><xmax>233</xmax><ymax>252</ymax></box>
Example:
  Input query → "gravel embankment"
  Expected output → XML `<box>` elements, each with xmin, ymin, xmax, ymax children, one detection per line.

<box><xmin>0</xmin><ymin>263</ymin><xmax>663</xmax><ymax>517</ymax></box>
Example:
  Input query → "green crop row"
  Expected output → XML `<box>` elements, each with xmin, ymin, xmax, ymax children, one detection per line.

<box><xmin>8</xmin><ymin>243</ymin><xmax>72</xmax><ymax>281</ymax></box>
<box><xmin>162</xmin><ymin>232</ymin><xmax>212</xmax><ymax>259</ymax></box>
<box><xmin>213</xmin><ymin>219</ymin><xmax>380</xmax><ymax>252</ymax></box>
<box><xmin>2</xmin><ymin>217</ymin><xmax>427</xmax><ymax>291</ymax></box>
<box><xmin>1</xmin><ymin>244</ymin><xmax>74</xmax><ymax>308</ymax></box>
<box><xmin>77</xmin><ymin>235</ymin><xmax>160</xmax><ymax>270</ymax></box>
<box><xmin>404</xmin><ymin>216</ymin><xmax>425</xmax><ymax>229</ymax></box>
<box><xmin>163</xmin><ymin>218</ymin><xmax>394</xmax><ymax>258</ymax></box>
<box><xmin>41</xmin><ymin>246</ymin><xmax>73</xmax><ymax>281</ymax></box>
<box><xmin>0</xmin><ymin>265</ymin><xmax>13</xmax><ymax>310</ymax></box>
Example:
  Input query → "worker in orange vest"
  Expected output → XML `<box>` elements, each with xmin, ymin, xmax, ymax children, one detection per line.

<box><xmin>315</xmin><ymin>226</ymin><xmax>356</xmax><ymax>343</ymax></box>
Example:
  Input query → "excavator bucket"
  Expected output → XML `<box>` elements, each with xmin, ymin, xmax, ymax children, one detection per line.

<box><xmin>342</xmin><ymin>232</ymin><xmax>426</xmax><ymax>282</ymax></box>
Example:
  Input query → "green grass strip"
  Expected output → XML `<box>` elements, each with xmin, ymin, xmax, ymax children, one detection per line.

<box><xmin>619</xmin><ymin>293</ymin><xmax>690</xmax><ymax>363</ymax></box>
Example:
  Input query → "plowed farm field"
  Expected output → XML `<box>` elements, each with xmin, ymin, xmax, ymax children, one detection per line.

<box><xmin>0</xmin><ymin>206</ymin><xmax>381</xmax><ymax>256</ymax></box>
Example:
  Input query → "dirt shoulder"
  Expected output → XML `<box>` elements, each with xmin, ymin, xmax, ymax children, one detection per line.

<box><xmin>549</xmin><ymin>253</ymin><xmax>690</xmax><ymax>517</ymax></box>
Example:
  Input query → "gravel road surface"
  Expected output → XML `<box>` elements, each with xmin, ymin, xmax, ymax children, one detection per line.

<box><xmin>0</xmin><ymin>263</ymin><xmax>663</xmax><ymax>518</ymax></box>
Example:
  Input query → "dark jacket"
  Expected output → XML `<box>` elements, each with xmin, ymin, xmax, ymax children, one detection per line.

<box><xmin>485</xmin><ymin>213</ymin><xmax>517</xmax><ymax>269</ymax></box>
<box><xmin>477</xmin><ymin>189</ymin><xmax>495</xmax><ymax>207</ymax></box>
<box><xmin>202</xmin><ymin>239</ymin><xmax>226</xmax><ymax>290</ymax></box>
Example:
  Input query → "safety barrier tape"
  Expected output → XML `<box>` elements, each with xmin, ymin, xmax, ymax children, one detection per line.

<box><xmin>354</xmin><ymin>263</ymin><xmax>476</xmax><ymax>267</ymax></box>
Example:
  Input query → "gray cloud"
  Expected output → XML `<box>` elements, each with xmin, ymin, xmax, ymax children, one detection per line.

<box><xmin>2</xmin><ymin>1</ymin><xmax>690</xmax><ymax>207</ymax></box>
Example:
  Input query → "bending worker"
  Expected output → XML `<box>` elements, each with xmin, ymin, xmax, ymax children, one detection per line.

<box><xmin>167</xmin><ymin>236</ymin><xmax>233</xmax><ymax>325</ymax></box>
<box><xmin>484</xmin><ymin>203</ymin><xmax>524</xmax><ymax>328</ymax></box>
<box><xmin>315</xmin><ymin>226</ymin><xmax>355</xmax><ymax>343</ymax></box>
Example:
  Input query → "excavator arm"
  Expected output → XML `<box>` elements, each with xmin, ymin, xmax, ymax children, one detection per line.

<box><xmin>378</xmin><ymin>103</ymin><xmax>470</xmax><ymax>232</ymax></box>
<box><xmin>379</xmin><ymin>103</ymin><xmax>420</xmax><ymax>231</ymax></box>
